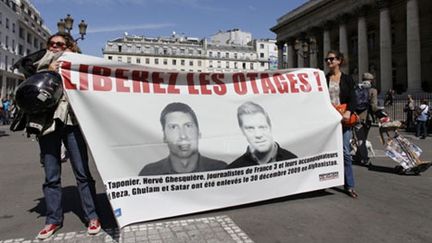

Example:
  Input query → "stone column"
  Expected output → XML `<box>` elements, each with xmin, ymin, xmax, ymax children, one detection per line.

<box><xmin>287</xmin><ymin>40</ymin><xmax>295</xmax><ymax>68</ymax></box>
<box><xmin>323</xmin><ymin>28</ymin><xmax>331</xmax><ymax>73</ymax></box>
<box><xmin>339</xmin><ymin>17</ymin><xmax>349</xmax><ymax>74</ymax></box>
<box><xmin>309</xmin><ymin>38</ymin><xmax>318</xmax><ymax>68</ymax></box>
<box><xmin>357</xmin><ymin>13</ymin><xmax>369</xmax><ymax>82</ymax></box>
<box><xmin>277</xmin><ymin>41</ymin><xmax>285</xmax><ymax>69</ymax></box>
<box><xmin>296</xmin><ymin>40</ymin><xmax>304</xmax><ymax>68</ymax></box>
<box><xmin>407</xmin><ymin>0</ymin><xmax>421</xmax><ymax>91</ymax></box>
<box><xmin>0</xmin><ymin>75</ymin><xmax>6</xmax><ymax>99</ymax></box>
<box><xmin>379</xmin><ymin>1</ymin><xmax>392</xmax><ymax>92</ymax></box>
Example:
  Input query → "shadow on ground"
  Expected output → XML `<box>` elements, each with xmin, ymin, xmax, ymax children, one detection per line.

<box><xmin>28</xmin><ymin>186</ymin><xmax>117</xmax><ymax>229</ymax></box>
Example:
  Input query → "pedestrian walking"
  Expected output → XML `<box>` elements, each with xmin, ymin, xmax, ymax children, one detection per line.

<box><xmin>404</xmin><ymin>94</ymin><xmax>415</xmax><ymax>131</ymax></box>
<box><xmin>415</xmin><ymin>99</ymin><xmax>430</xmax><ymax>139</ymax></box>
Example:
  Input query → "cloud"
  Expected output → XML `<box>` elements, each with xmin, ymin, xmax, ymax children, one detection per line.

<box><xmin>87</xmin><ymin>23</ymin><xmax>175</xmax><ymax>34</ymax></box>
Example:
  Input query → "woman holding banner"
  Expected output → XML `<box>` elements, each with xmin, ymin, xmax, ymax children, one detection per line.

<box><xmin>325</xmin><ymin>50</ymin><xmax>358</xmax><ymax>198</ymax></box>
<box><xmin>34</xmin><ymin>33</ymin><xmax>101</xmax><ymax>239</ymax></box>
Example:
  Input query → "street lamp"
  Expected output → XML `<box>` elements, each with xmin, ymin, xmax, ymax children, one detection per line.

<box><xmin>57</xmin><ymin>14</ymin><xmax>87</xmax><ymax>41</ymax></box>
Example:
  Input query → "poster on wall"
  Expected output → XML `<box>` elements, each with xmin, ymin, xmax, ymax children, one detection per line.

<box><xmin>59</xmin><ymin>52</ymin><xmax>344</xmax><ymax>228</ymax></box>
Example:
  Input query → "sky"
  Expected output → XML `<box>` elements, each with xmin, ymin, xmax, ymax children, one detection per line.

<box><xmin>30</xmin><ymin>0</ymin><xmax>308</xmax><ymax>57</ymax></box>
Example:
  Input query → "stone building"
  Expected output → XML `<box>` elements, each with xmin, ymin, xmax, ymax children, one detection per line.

<box><xmin>0</xmin><ymin>0</ymin><xmax>50</xmax><ymax>98</ymax></box>
<box><xmin>271</xmin><ymin>0</ymin><xmax>432</xmax><ymax>93</ymax></box>
<box><xmin>103</xmin><ymin>30</ymin><xmax>278</xmax><ymax>73</ymax></box>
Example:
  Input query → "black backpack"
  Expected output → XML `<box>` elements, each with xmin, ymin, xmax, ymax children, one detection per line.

<box><xmin>355</xmin><ymin>86</ymin><xmax>370</xmax><ymax>111</ymax></box>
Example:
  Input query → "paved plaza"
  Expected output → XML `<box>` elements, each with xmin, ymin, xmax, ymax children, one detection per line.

<box><xmin>0</xmin><ymin>124</ymin><xmax>431</xmax><ymax>243</ymax></box>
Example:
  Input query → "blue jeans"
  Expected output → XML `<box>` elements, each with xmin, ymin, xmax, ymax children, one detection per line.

<box><xmin>342</xmin><ymin>127</ymin><xmax>355</xmax><ymax>189</ymax></box>
<box><xmin>38</xmin><ymin>124</ymin><xmax>98</xmax><ymax>225</ymax></box>
<box><xmin>416</xmin><ymin>120</ymin><xmax>428</xmax><ymax>138</ymax></box>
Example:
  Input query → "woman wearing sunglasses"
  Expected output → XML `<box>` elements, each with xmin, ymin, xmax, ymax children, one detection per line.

<box><xmin>325</xmin><ymin>50</ymin><xmax>358</xmax><ymax>199</ymax></box>
<box><xmin>35</xmin><ymin>33</ymin><xmax>101</xmax><ymax>240</ymax></box>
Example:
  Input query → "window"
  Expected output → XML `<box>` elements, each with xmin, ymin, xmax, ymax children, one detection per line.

<box><xmin>18</xmin><ymin>44</ymin><xmax>23</xmax><ymax>55</ymax></box>
<box><xmin>12</xmin><ymin>39</ymin><xmax>15</xmax><ymax>52</ymax></box>
<box><xmin>189</xmin><ymin>60</ymin><xmax>193</xmax><ymax>66</ymax></box>
<box><xmin>136</xmin><ymin>57</ymin><xmax>141</xmax><ymax>64</ymax></box>
<box><xmin>172</xmin><ymin>59</ymin><xmax>177</xmax><ymax>65</ymax></box>
<box><xmin>181</xmin><ymin>60</ymin><xmax>185</xmax><ymax>66</ymax></box>
<box><xmin>27</xmin><ymin>33</ymin><xmax>32</xmax><ymax>44</ymax></box>
<box><xmin>6</xmin><ymin>18</ymin><xmax>9</xmax><ymax>29</ymax></box>
<box><xmin>163</xmin><ymin>49</ymin><xmax>168</xmax><ymax>55</ymax></box>
<box><xmin>163</xmin><ymin>59</ymin><xmax>167</xmax><ymax>65</ymax></box>
<box><xmin>127</xmin><ymin>57</ymin><xmax>131</xmax><ymax>63</ymax></box>
<box><xmin>260</xmin><ymin>44</ymin><xmax>264</xmax><ymax>49</ymax></box>
<box><xmin>209</xmin><ymin>51</ymin><xmax>212</xmax><ymax>57</ymax></box>
<box><xmin>260</xmin><ymin>53</ymin><xmax>264</xmax><ymax>58</ymax></box>
<box><xmin>188</xmin><ymin>49</ymin><xmax>193</xmax><ymax>55</ymax></box>
<box><xmin>217</xmin><ymin>60</ymin><xmax>221</xmax><ymax>68</ymax></box>
<box><xmin>226</xmin><ymin>62</ymin><xmax>229</xmax><ymax>68</ymax></box>
<box><xmin>242</xmin><ymin>63</ymin><xmax>246</xmax><ymax>69</ymax></box>
<box><xmin>5</xmin><ymin>35</ymin><xmax>8</xmax><ymax>48</ymax></box>
<box><xmin>197</xmin><ymin>50</ymin><xmax>202</xmax><ymax>55</ymax></box>
<box><xmin>117</xmin><ymin>56</ymin><xmax>122</xmax><ymax>62</ymax></box>
<box><xmin>180</xmin><ymin>48</ymin><xmax>185</xmax><ymax>55</ymax></box>
<box><xmin>145</xmin><ymin>58</ymin><xmax>150</xmax><ymax>64</ymax></box>
<box><xmin>108</xmin><ymin>56</ymin><xmax>113</xmax><ymax>60</ymax></box>
<box><xmin>209</xmin><ymin>60</ymin><xmax>213</xmax><ymax>68</ymax></box>
<box><xmin>154</xmin><ymin>47</ymin><xmax>159</xmax><ymax>54</ymax></box>
<box><xmin>234</xmin><ymin>53</ymin><xmax>238</xmax><ymax>59</ymax></box>
<box><xmin>250</xmin><ymin>63</ymin><xmax>254</xmax><ymax>70</ymax></box>
<box><xmin>118</xmin><ymin>45</ymin><xmax>122</xmax><ymax>52</ymax></box>
<box><xmin>12</xmin><ymin>23</ymin><xmax>15</xmax><ymax>33</ymax></box>
<box><xmin>33</xmin><ymin>38</ymin><xmax>38</xmax><ymax>48</ymax></box>
<box><xmin>197</xmin><ymin>60</ymin><xmax>202</xmax><ymax>66</ymax></box>
<box><xmin>19</xmin><ymin>27</ymin><xmax>24</xmax><ymax>39</ymax></box>
<box><xmin>261</xmin><ymin>62</ymin><xmax>265</xmax><ymax>67</ymax></box>
<box><xmin>225</xmin><ymin>52</ymin><xmax>229</xmax><ymax>58</ymax></box>
<box><xmin>217</xmin><ymin>52</ymin><xmax>221</xmax><ymax>58</ymax></box>
<box><xmin>154</xmin><ymin>58</ymin><xmax>159</xmax><ymax>64</ymax></box>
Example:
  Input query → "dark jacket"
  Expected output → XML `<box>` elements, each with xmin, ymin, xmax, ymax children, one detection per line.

<box><xmin>326</xmin><ymin>72</ymin><xmax>357</xmax><ymax>112</ymax></box>
<box><xmin>227</xmin><ymin>143</ymin><xmax>297</xmax><ymax>169</ymax></box>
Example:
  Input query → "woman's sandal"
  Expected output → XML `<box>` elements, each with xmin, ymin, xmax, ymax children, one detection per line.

<box><xmin>347</xmin><ymin>189</ymin><xmax>359</xmax><ymax>198</ymax></box>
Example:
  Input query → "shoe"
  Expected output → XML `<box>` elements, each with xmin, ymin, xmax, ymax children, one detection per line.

<box><xmin>36</xmin><ymin>224</ymin><xmax>61</xmax><ymax>240</ymax></box>
<box><xmin>346</xmin><ymin>188</ymin><xmax>359</xmax><ymax>198</ymax></box>
<box><xmin>87</xmin><ymin>219</ymin><xmax>101</xmax><ymax>235</ymax></box>
<box><xmin>420</xmin><ymin>136</ymin><xmax>426</xmax><ymax>139</ymax></box>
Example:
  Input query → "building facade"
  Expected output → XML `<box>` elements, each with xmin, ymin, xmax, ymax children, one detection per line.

<box><xmin>102</xmin><ymin>30</ymin><xmax>278</xmax><ymax>73</ymax></box>
<box><xmin>271</xmin><ymin>0</ymin><xmax>432</xmax><ymax>93</ymax></box>
<box><xmin>0</xmin><ymin>0</ymin><xmax>50</xmax><ymax>98</ymax></box>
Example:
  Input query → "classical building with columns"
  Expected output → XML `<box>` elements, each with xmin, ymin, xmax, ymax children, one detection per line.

<box><xmin>271</xmin><ymin>0</ymin><xmax>432</xmax><ymax>93</ymax></box>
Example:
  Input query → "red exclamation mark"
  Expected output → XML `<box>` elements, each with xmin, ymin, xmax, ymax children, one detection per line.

<box><xmin>314</xmin><ymin>71</ymin><xmax>323</xmax><ymax>92</ymax></box>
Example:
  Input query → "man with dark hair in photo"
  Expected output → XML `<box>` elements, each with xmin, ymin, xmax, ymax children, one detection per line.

<box><xmin>139</xmin><ymin>102</ymin><xmax>226</xmax><ymax>175</ymax></box>
<box><xmin>227</xmin><ymin>101</ymin><xmax>297</xmax><ymax>169</ymax></box>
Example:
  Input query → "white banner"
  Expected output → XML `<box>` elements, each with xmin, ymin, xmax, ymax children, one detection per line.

<box><xmin>59</xmin><ymin>53</ymin><xmax>344</xmax><ymax>228</ymax></box>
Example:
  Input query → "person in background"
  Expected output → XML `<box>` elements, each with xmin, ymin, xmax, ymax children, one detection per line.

<box><xmin>353</xmin><ymin>72</ymin><xmax>378</xmax><ymax>166</ymax></box>
<box><xmin>325</xmin><ymin>50</ymin><xmax>358</xmax><ymax>198</ymax></box>
<box><xmin>404</xmin><ymin>95</ymin><xmax>415</xmax><ymax>131</ymax></box>
<box><xmin>35</xmin><ymin>32</ymin><xmax>101</xmax><ymax>240</ymax></box>
<box><xmin>2</xmin><ymin>97</ymin><xmax>11</xmax><ymax>125</ymax></box>
<box><xmin>384</xmin><ymin>88</ymin><xmax>394</xmax><ymax>106</ymax></box>
<box><xmin>416</xmin><ymin>99</ymin><xmax>429</xmax><ymax>139</ymax></box>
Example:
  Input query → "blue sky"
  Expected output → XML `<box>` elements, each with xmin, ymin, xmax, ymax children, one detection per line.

<box><xmin>31</xmin><ymin>0</ymin><xmax>307</xmax><ymax>57</ymax></box>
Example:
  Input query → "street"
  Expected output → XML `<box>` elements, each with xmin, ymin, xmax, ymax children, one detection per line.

<box><xmin>0</xmin><ymin>125</ymin><xmax>431</xmax><ymax>243</ymax></box>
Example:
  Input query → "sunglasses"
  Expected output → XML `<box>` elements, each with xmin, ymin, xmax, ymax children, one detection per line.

<box><xmin>48</xmin><ymin>41</ymin><xmax>67</xmax><ymax>48</ymax></box>
<box><xmin>324</xmin><ymin>57</ymin><xmax>337</xmax><ymax>62</ymax></box>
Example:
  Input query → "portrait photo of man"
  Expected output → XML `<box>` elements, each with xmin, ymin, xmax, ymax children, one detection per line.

<box><xmin>139</xmin><ymin>102</ymin><xmax>227</xmax><ymax>175</ymax></box>
<box><xmin>227</xmin><ymin>101</ymin><xmax>297</xmax><ymax>169</ymax></box>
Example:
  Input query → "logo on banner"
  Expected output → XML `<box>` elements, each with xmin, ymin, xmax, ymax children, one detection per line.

<box><xmin>114</xmin><ymin>208</ymin><xmax>122</xmax><ymax>217</ymax></box>
<box><xmin>319</xmin><ymin>172</ymin><xmax>339</xmax><ymax>181</ymax></box>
